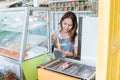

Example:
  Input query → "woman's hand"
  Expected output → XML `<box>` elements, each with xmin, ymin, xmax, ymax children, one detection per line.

<box><xmin>52</xmin><ymin>33</ymin><xmax>58</xmax><ymax>41</ymax></box>
<box><xmin>62</xmin><ymin>51</ymin><xmax>73</xmax><ymax>57</ymax></box>
<box><xmin>54</xmin><ymin>49</ymin><xmax>74</xmax><ymax>58</ymax></box>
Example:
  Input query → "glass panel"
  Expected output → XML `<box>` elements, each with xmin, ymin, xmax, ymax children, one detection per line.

<box><xmin>24</xmin><ymin>10</ymin><xmax>49</xmax><ymax>60</ymax></box>
<box><xmin>0</xmin><ymin>11</ymin><xmax>25</xmax><ymax>32</ymax></box>
<box><xmin>0</xmin><ymin>10</ymin><xmax>25</xmax><ymax>60</ymax></box>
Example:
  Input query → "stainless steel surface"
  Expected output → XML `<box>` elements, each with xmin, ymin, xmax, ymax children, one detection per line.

<box><xmin>44</xmin><ymin>58</ymin><xmax>96</xmax><ymax>80</ymax></box>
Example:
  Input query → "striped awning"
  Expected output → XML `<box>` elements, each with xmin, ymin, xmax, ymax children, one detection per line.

<box><xmin>0</xmin><ymin>1</ymin><xmax>19</xmax><ymax>8</ymax></box>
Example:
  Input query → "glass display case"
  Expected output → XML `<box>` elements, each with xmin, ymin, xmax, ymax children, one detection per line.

<box><xmin>0</xmin><ymin>7</ymin><xmax>50</xmax><ymax>79</ymax></box>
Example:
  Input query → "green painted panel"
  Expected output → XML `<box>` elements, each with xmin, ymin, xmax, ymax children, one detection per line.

<box><xmin>21</xmin><ymin>53</ymin><xmax>55</xmax><ymax>80</ymax></box>
<box><xmin>22</xmin><ymin>55</ymin><xmax>46</xmax><ymax>80</ymax></box>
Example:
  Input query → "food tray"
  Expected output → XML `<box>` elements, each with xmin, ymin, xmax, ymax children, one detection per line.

<box><xmin>42</xmin><ymin>59</ymin><xmax>96</xmax><ymax>80</ymax></box>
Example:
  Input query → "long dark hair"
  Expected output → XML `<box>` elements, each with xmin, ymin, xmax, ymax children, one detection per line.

<box><xmin>60</xmin><ymin>11</ymin><xmax>77</xmax><ymax>43</ymax></box>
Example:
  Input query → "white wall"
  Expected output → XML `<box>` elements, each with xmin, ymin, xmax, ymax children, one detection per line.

<box><xmin>81</xmin><ymin>16</ymin><xmax>98</xmax><ymax>66</ymax></box>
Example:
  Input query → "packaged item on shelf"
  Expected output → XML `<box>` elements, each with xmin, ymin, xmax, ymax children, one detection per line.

<box><xmin>60</xmin><ymin>2</ymin><xmax>63</xmax><ymax>7</ymax></box>
<box><xmin>75</xmin><ymin>1</ymin><xmax>79</xmax><ymax>6</ymax></box>
<box><xmin>71</xmin><ymin>1</ymin><xmax>75</xmax><ymax>7</ymax></box>
<box><xmin>49</xmin><ymin>0</ymin><xmax>97</xmax><ymax>11</ymax></box>
<box><xmin>63</xmin><ymin>7</ymin><xmax>67</xmax><ymax>11</ymax></box>
<box><xmin>39</xmin><ymin>4</ymin><xmax>49</xmax><ymax>7</ymax></box>
<box><xmin>67</xmin><ymin>2</ymin><xmax>71</xmax><ymax>7</ymax></box>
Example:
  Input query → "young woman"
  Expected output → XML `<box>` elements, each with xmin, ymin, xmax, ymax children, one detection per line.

<box><xmin>52</xmin><ymin>11</ymin><xmax>78</xmax><ymax>59</ymax></box>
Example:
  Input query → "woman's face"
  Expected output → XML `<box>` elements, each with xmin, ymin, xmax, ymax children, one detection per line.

<box><xmin>62</xmin><ymin>18</ymin><xmax>73</xmax><ymax>33</ymax></box>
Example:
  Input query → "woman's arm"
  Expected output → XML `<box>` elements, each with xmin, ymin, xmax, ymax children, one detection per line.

<box><xmin>62</xmin><ymin>46</ymin><xmax>78</xmax><ymax>59</ymax></box>
<box><xmin>73</xmin><ymin>46</ymin><xmax>78</xmax><ymax>58</ymax></box>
